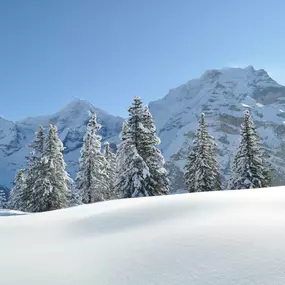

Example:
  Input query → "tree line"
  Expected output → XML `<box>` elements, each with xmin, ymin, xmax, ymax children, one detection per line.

<box><xmin>184</xmin><ymin>111</ymin><xmax>272</xmax><ymax>191</ymax></box>
<box><xmin>5</xmin><ymin>98</ymin><xmax>272</xmax><ymax>212</ymax></box>
<box><xmin>7</xmin><ymin>97</ymin><xmax>169</xmax><ymax>212</ymax></box>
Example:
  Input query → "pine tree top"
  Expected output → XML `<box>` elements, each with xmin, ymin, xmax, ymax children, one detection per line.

<box><xmin>30</xmin><ymin>125</ymin><xmax>45</xmax><ymax>155</ymax></box>
<box><xmin>14</xmin><ymin>169</ymin><xmax>25</xmax><ymax>184</ymax></box>
<box><xmin>128</xmin><ymin>97</ymin><xmax>144</xmax><ymax>116</ymax></box>
<box><xmin>229</xmin><ymin>110</ymin><xmax>271</xmax><ymax>189</ymax></box>
<box><xmin>104</xmin><ymin>141</ymin><xmax>110</xmax><ymax>152</ymax></box>
<box><xmin>88</xmin><ymin>112</ymin><xmax>101</xmax><ymax>131</ymax></box>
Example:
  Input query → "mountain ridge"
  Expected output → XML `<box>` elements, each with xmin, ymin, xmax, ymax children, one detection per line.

<box><xmin>149</xmin><ymin>66</ymin><xmax>285</xmax><ymax>190</ymax></box>
<box><xmin>1</xmin><ymin>66</ymin><xmax>285</xmax><ymax>191</ymax></box>
<box><xmin>0</xmin><ymin>99</ymin><xmax>124</xmax><ymax>188</ymax></box>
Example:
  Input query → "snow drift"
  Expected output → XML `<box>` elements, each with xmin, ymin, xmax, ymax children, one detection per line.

<box><xmin>1</xmin><ymin>187</ymin><xmax>285</xmax><ymax>284</ymax></box>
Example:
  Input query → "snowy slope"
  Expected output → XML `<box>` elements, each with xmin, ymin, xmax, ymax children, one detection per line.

<box><xmin>1</xmin><ymin>187</ymin><xmax>285</xmax><ymax>284</ymax></box>
<box><xmin>149</xmin><ymin>66</ymin><xmax>285</xmax><ymax>190</ymax></box>
<box><xmin>0</xmin><ymin>99</ymin><xmax>124</xmax><ymax>187</ymax></box>
<box><xmin>0</xmin><ymin>209</ymin><xmax>26</xmax><ymax>216</ymax></box>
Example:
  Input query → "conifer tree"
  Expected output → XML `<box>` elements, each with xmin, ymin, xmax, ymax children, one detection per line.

<box><xmin>0</xmin><ymin>189</ymin><xmax>7</xmax><ymax>209</ymax></box>
<box><xmin>8</xmin><ymin>169</ymin><xmax>26</xmax><ymax>210</ymax></box>
<box><xmin>22</xmin><ymin>126</ymin><xmax>45</xmax><ymax>211</ymax></box>
<box><xmin>127</xmin><ymin>97</ymin><xmax>145</xmax><ymax>150</ymax></box>
<box><xmin>115</xmin><ymin>121</ymin><xmax>150</xmax><ymax>198</ymax></box>
<box><xmin>116</xmin><ymin>97</ymin><xmax>169</xmax><ymax>197</ymax></box>
<box><xmin>184</xmin><ymin>113</ymin><xmax>221</xmax><ymax>192</ymax></box>
<box><xmin>104</xmin><ymin>142</ymin><xmax>117</xmax><ymax>199</ymax></box>
<box><xmin>28</xmin><ymin>124</ymin><xmax>70</xmax><ymax>212</ymax></box>
<box><xmin>209</xmin><ymin>134</ymin><xmax>221</xmax><ymax>190</ymax></box>
<box><xmin>76</xmin><ymin>113</ymin><xmax>109</xmax><ymax>204</ymax></box>
<box><xmin>229</xmin><ymin>111</ymin><xmax>272</xmax><ymax>189</ymax></box>
<box><xmin>67</xmin><ymin>182</ymin><xmax>82</xmax><ymax>207</ymax></box>
<box><xmin>140</xmin><ymin>107</ymin><xmax>169</xmax><ymax>195</ymax></box>
<box><xmin>262</xmin><ymin>151</ymin><xmax>273</xmax><ymax>187</ymax></box>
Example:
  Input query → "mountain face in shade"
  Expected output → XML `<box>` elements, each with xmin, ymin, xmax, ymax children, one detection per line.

<box><xmin>1</xmin><ymin>66</ymin><xmax>285</xmax><ymax>192</ymax></box>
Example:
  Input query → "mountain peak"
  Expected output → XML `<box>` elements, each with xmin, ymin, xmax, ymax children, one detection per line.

<box><xmin>244</xmin><ymin>65</ymin><xmax>255</xmax><ymax>72</ymax></box>
<box><xmin>59</xmin><ymin>98</ymin><xmax>94</xmax><ymax>113</ymax></box>
<box><xmin>197</xmin><ymin>66</ymin><xmax>277</xmax><ymax>88</ymax></box>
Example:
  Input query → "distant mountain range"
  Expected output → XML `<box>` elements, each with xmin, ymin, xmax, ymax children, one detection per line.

<box><xmin>0</xmin><ymin>100</ymin><xmax>124</xmax><ymax>189</ymax></box>
<box><xmin>1</xmin><ymin>66</ymin><xmax>285</xmax><ymax>192</ymax></box>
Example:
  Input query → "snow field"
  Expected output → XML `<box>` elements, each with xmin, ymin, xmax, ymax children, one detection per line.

<box><xmin>1</xmin><ymin>187</ymin><xmax>285</xmax><ymax>284</ymax></box>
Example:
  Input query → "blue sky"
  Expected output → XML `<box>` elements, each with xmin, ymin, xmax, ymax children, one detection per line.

<box><xmin>1</xmin><ymin>0</ymin><xmax>285</xmax><ymax>120</ymax></box>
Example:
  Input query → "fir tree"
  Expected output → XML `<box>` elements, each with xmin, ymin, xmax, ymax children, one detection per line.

<box><xmin>184</xmin><ymin>113</ymin><xmax>221</xmax><ymax>192</ymax></box>
<box><xmin>184</xmin><ymin>151</ymin><xmax>196</xmax><ymax>192</ymax></box>
<box><xmin>115</xmin><ymin>121</ymin><xmax>150</xmax><ymax>198</ymax></box>
<box><xmin>209</xmin><ymin>133</ymin><xmax>221</xmax><ymax>190</ymax></box>
<box><xmin>229</xmin><ymin>111</ymin><xmax>272</xmax><ymax>189</ymax></box>
<box><xmin>140</xmin><ymin>106</ymin><xmax>169</xmax><ymax>195</ymax></box>
<box><xmin>127</xmin><ymin>97</ymin><xmax>145</xmax><ymax>150</ymax></box>
<box><xmin>8</xmin><ymin>169</ymin><xmax>26</xmax><ymax>210</ymax></box>
<box><xmin>262</xmin><ymin>151</ymin><xmax>273</xmax><ymax>187</ymax></box>
<box><xmin>22</xmin><ymin>126</ymin><xmax>45</xmax><ymax>211</ymax></box>
<box><xmin>28</xmin><ymin>124</ymin><xmax>70</xmax><ymax>212</ymax></box>
<box><xmin>116</xmin><ymin>98</ymin><xmax>169</xmax><ymax>197</ymax></box>
<box><xmin>67</xmin><ymin>182</ymin><xmax>82</xmax><ymax>207</ymax></box>
<box><xmin>76</xmin><ymin>112</ymin><xmax>109</xmax><ymax>204</ymax></box>
<box><xmin>0</xmin><ymin>189</ymin><xmax>6</xmax><ymax>209</ymax></box>
<box><xmin>104</xmin><ymin>142</ymin><xmax>117</xmax><ymax>199</ymax></box>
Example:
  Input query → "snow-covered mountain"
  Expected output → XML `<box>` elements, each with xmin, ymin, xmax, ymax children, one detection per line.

<box><xmin>149</xmin><ymin>66</ymin><xmax>285</xmax><ymax>190</ymax></box>
<box><xmin>1</xmin><ymin>66</ymin><xmax>285</xmax><ymax>191</ymax></box>
<box><xmin>0</xmin><ymin>99</ymin><xmax>124</xmax><ymax>188</ymax></box>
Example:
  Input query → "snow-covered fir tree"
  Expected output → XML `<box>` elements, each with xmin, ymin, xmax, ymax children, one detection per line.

<box><xmin>8</xmin><ymin>169</ymin><xmax>26</xmax><ymax>211</ymax></box>
<box><xmin>104</xmin><ymin>142</ymin><xmax>117</xmax><ymax>199</ymax></box>
<box><xmin>22</xmin><ymin>125</ymin><xmax>45</xmax><ymax>211</ymax></box>
<box><xmin>115</xmin><ymin>121</ymin><xmax>150</xmax><ymax>198</ymax></box>
<box><xmin>262</xmin><ymin>151</ymin><xmax>273</xmax><ymax>187</ymax></box>
<box><xmin>184</xmin><ymin>113</ymin><xmax>221</xmax><ymax>192</ymax></box>
<box><xmin>140</xmin><ymin>106</ymin><xmax>169</xmax><ymax>195</ymax></box>
<box><xmin>209</xmin><ymin>133</ymin><xmax>221</xmax><ymax>190</ymax></box>
<box><xmin>76</xmin><ymin>112</ymin><xmax>109</xmax><ymax>204</ymax></box>
<box><xmin>127</xmin><ymin>97</ymin><xmax>145</xmax><ymax>150</ymax></box>
<box><xmin>229</xmin><ymin>111</ymin><xmax>272</xmax><ymax>189</ymax></box>
<box><xmin>67</xmin><ymin>181</ymin><xmax>82</xmax><ymax>207</ymax></box>
<box><xmin>0</xmin><ymin>189</ymin><xmax>7</xmax><ymax>209</ymax></box>
<box><xmin>28</xmin><ymin>124</ymin><xmax>70</xmax><ymax>212</ymax></box>
<box><xmin>116</xmin><ymin>97</ymin><xmax>169</xmax><ymax>197</ymax></box>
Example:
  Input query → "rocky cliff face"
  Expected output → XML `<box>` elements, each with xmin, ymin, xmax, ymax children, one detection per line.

<box><xmin>149</xmin><ymin>66</ymin><xmax>285</xmax><ymax>191</ymax></box>
<box><xmin>1</xmin><ymin>66</ymin><xmax>285</xmax><ymax>192</ymax></box>
<box><xmin>0</xmin><ymin>99</ymin><xmax>124</xmax><ymax>188</ymax></box>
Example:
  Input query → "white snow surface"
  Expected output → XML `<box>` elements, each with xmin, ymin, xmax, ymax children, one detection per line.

<box><xmin>0</xmin><ymin>209</ymin><xmax>26</xmax><ymax>216</ymax></box>
<box><xmin>1</xmin><ymin>187</ymin><xmax>285</xmax><ymax>284</ymax></box>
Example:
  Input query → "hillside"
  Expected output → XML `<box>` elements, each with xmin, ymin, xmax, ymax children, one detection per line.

<box><xmin>1</xmin><ymin>187</ymin><xmax>285</xmax><ymax>284</ymax></box>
